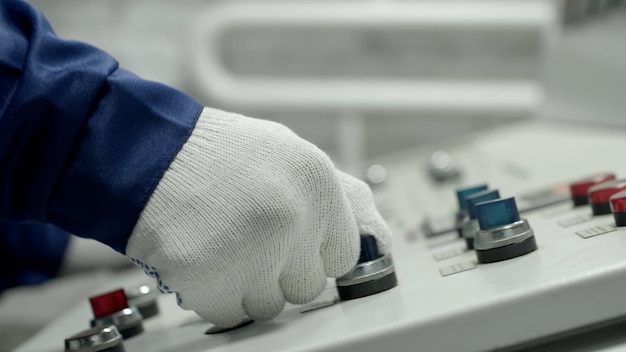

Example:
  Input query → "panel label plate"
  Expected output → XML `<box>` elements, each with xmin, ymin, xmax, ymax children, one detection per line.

<box><xmin>439</xmin><ymin>260</ymin><xmax>477</xmax><ymax>277</ymax></box>
<box><xmin>575</xmin><ymin>224</ymin><xmax>616</xmax><ymax>239</ymax></box>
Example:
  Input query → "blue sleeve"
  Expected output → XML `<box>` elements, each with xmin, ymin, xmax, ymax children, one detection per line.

<box><xmin>0</xmin><ymin>0</ymin><xmax>203</xmax><ymax>252</ymax></box>
<box><xmin>0</xmin><ymin>221</ymin><xmax>70</xmax><ymax>293</ymax></box>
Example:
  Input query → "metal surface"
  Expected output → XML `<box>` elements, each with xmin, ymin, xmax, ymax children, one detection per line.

<box><xmin>64</xmin><ymin>326</ymin><xmax>122</xmax><ymax>352</ymax></box>
<box><xmin>125</xmin><ymin>286</ymin><xmax>156</xmax><ymax>308</ymax></box>
<box><xmin>474</xmin><ymin>219</ymin><xmax>535</xmax><ymax>250</ymax></box>
<box><xmin>90</xmin><ymin>307</ymin><xmax>142</xmax><ymax>331</ymax></box>
<box><xmin>461</xmin><ymin>218</ymin><xmax>480</xmax><ymax>240</ymax></box>
<box><xmin>335</xmin><ymin>254</ymin><xmax>395</xmax><ymax>287</ymax></box>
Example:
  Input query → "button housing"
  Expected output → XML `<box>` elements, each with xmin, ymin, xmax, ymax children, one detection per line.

<box><xmin>336</xmin><ymin>235</ymin><xmax>397</xmax><ymax>300</ymax></box>
<box><xmin>461</xmin><ymin>189</ymin><xmax>500</xmax><ymax>249</ymax></box>
<box><xmin>610</xmin><ymin>189</ymin><xmax>626</xmax><ymax>226</ymax></box>
<box><xmin>588</xmin><ymin>179</ymin><xmax>626</xmax><ymax>215</ymax></box>
<box><xmin>473</xmin><ymin>197</ymin><xmax>537</xmax><ymax>263</ymax></box>
<box><xmin>569</xmin><ymin>173</ymin><xmax>615</xmax><ymax>206</ymax></box>
<box><xmin>64</xmin><ymin>325</ymin><xmax>125</xmax><ymax>352</ymax></box>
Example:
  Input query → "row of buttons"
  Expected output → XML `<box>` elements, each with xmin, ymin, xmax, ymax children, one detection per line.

<box><xmin>64</xmin><ymin>286</ymin><xmax>159</xmax><ymax>352</ymax></box>
<box><xmin>455</xmin><ymin>185</ymin><xmax>537</xmax><ymax>264</ymax></box>
<box><xmin>569</xmin><ymin>172</ymin><xmax>626</xmax><ymax>225</ymax></box>
<box><xmin>450</xmin><ymin>172</ymin><xmax>626</xmax><ymax>267</ymax></box>
<box><xmin>65</xmin><ymin>240</ymin><xmax>399</xmax><ymax>351</ymax></box>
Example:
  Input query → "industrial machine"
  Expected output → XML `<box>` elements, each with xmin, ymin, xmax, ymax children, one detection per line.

<box><xmin>16</xmin><ymin>119</ymin><xmax>626</xmax><ymax>352</ymax></box>
<box><xmin>13</xmin><ymin>2</ymin><xmax>626</xmax><ymax>351</ymax></box>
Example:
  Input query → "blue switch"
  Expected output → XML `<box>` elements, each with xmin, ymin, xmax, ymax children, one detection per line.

<box><xmin>475</xmin><ymin>197</ymin><xmax>520</xmax><ymax>230</ymax></box>
<box><xmin>465</xmin><ymin>189</ymin><xmax>500</xmax><ymax>219</ymax></box>
<box><xmin>358</xmin><ymin>235</ymin><xmax>380</xmax><ymax>263</ymax></box>
<box><xmin>456</xmin><ymin>184</ymin><xmax>488</xmax><ymax>210</ymax></box>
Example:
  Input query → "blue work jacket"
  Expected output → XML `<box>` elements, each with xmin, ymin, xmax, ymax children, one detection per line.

<box><xmin>1</xmin><ymin>0</ymin><xmax>202</xmax><ymax>290</ymax></box>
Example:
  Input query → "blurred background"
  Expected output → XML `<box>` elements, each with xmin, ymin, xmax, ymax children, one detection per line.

<box><xmin>3</xmin><ymin>0</ymin><xmax>626</xmax><ymax>350</ymax></box>
<box><xmin>22</xmin><ymin>0</ymin><xmax>626</xmax><ymax>172</ymax></box>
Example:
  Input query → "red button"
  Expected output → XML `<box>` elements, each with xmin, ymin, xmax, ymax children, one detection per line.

<box><xmin>569</xmin><ymin>173</ymin><xmax>616</xmax><ymax>205</ymax></box>
<box><xmin>588</xmin><ymin>179</ymin><xmax>626</xmax><ymax>215</ymax></box>
<box><xmin>610</xmin><ymin>190</ymin><xmax>626</xmax><ymax>226</ymax></box>
<box><xmin>610</xmin><ymin>190</ymin><xmax>626</xmax><ymax>212</ymax></box>
<box><xmin>589</xmin><ymin>179</ymin><xmax>626</xmax><ymax>204</ymax></box>
<box><xmin>89</xmin><ymin>289</ymin><xmax>128</xmax><ymax>319</ymax></box>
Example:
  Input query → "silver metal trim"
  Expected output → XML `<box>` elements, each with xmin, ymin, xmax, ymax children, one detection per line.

<box><xmin>126</xmin><ymin>285</ymin><xmax>157</xmax><ymax>307</ymax></box>
<box><xmin>65</xmin><ymin>325</ymin><xmax>122</xmax><ymax>352</ymax></box>
<box><xmin>461</xmin><ymin>218</ymin><xmax>479</xmax><ymax>239</ymax></box>
<box><xmin>474</xmin><ymin>218</ymin><xmax>534</xmax><ymax>250</ymax></box>
<box><xmin>429</xmin><ymin>150</ymin><xmax>461</xmax><ymax>181</ymax></box>
<box><xmin>336</xmin><ymin>254</ymin><xmax>395</xmax><ymax>286</ymax></box>
<box><xmin>91</xmin><ymin>306</ymin><xmax>143</xmax><ymax>330</ymax></box>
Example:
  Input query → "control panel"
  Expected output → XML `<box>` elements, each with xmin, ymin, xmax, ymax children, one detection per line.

<box><xmin>16</xmin><ymin>119</ymin><xmax>626</xmax><ymax>352</ymax></box>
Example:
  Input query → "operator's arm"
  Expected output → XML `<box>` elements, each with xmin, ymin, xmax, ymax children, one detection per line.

<box><xmin>0</xmin><ymin>221</ymin><xmax>70</xmax><ymax>293</ymax></box>
<box><xmin>0</xmin><ymin>0</ymin><xmax>392</xmax><ymax>327</ymax></box>
<box><xmin>0</xmin><ymin>0</ymin><xmax>201</xmax><ymax>252</ymax></box>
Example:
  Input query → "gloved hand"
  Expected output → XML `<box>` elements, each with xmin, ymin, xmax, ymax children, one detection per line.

<box><xmin>126</xmin><ymin>107</ymin><xmax>391</xmax><ymax>327</ymax></box>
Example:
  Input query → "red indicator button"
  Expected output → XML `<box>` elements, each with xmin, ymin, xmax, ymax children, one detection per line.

<box><xmin>569</xmin><ymin>173</ymin><xmax>616</xmax><ymax>206</ymax></box>
<box><xmin>588</xmin><ymin>179</ymin><xmax>626</xmax><ymax>215</ymax></box>
<box><xmin>610</xmin><ymin>190</ymin><xmax>626</xmax><ymax>212</ymax></box>
<box><xmin>89</xmin><ymin>289</ymin><xmax>128</xmax><ymax>319</ymax></box>
<box><xmin>610</xmin><ymin>190</ymin><xmax>626</xmax><ymax>226</ymax></box>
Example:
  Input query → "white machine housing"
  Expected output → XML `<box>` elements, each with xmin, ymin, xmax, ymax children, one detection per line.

<box><xmin>17</xmin><ymin>120</ymin><xmax>626</xmax><ymax>352</ymax></box>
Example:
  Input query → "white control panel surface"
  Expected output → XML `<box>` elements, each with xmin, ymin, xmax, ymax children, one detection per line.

<box><xmin>17</xmin><ymin>120</ymin><xmax>626</xmax><ymax>352</ymax></box>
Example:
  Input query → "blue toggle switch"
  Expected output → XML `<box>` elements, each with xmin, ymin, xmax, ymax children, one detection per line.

<box><xmin>358</xmin><ymin>235</ymin><xmax>380</xmax><ymax>263</ymax></box>
<box><xmin>337</xmin><ymin>234</ymin><xmax>397</xmax><ymax>300</ymax></box>
<box><xmin>456</xmin><ymin>184</ymin><xmax>489</xmax><ymax>210</ymax></box>
<box><xmin>466</xmin><ymin>189</ymin><xmax>500</xmax><ymax>219</ymax></box>
<box><xmin>475</xmin><ymin>197</ymin><xmax>520</xmax><ymax>230</ymax></box>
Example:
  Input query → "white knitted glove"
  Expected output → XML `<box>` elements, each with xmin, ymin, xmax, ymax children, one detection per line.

<box><xmin>126</xmin><ymin>107</ymin><xmax>391</xmax><ymax>327</ymax></box>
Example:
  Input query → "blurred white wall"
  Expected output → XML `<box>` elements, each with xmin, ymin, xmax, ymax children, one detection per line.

<box><xmin>543</xmin><ymin>5</ymin><xmax>626</xmax><ymax>127</ymax></box>
<box><xmin>29</xmin><ymin>0</ymin><xmax>555</xmax><ymax>169</ymax></box>
<box><xmin>29</xmin><ymin>0</ymin><xmax>209</xmax><ymax>89</ymax></box>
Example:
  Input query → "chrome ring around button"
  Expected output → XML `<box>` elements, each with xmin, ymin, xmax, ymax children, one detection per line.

<box><xmin>474</xmin><ymin>218</ymin><xmax>534</xmax><ymax>251</ymax></box>
<box><xmin>90</xmin><ymin>306</ymin><xmax>143</xmax><ymax>330</ymax></box>
<box><xmin>336</xmin><ymin>254</ymin><xmax>395</xmax><ymax>287</ymax></box>
<box><xmin>65</xmin><ymin>325</ymin><xmax>123</xmax><ymax>352</ymax></box>
<box><xmin>461</xmin><ymin>218</ymin><xmax>479</xmax><ymax>240</ymax></box>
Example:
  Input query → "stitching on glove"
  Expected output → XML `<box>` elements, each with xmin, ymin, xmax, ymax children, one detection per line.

<box><xmin>130</xmin><ymin>256</ymin><xmax>182</xmax><ymax>305</ymax></box>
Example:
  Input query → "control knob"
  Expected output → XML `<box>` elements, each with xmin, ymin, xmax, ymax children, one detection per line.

<box><xmin>428</xmin><ymin>151</ymin><xmax>461</xmax><ymax>182</ymax></box>
<box><xmin>89</xmin><ymin>289</ymin><xmax>144</xmax><ymax>339</ymax></box>
<box><xmin>461</xmin><ymin>189</ymin><xmax>500</xmax><ymax>249</ymax></box>
<box><xmin>64</xmin><ymin>325</ymin><xmax>125</xmax><ymax>352</ymax></box>
<box><xmin>473</xmin><ymin>197</ymin><xmax>537</xmax><ymax>264</ymax></box>
<box><xmin>610</xmin><ymin>189</ymin><xmax>626</xmax><ymax>226</ymax></box>
<box><xmin>569</xmin><ymin>173</ymin><xmax>615</xmax><ymax>206</ymax></box>
<box><xmin>125</xmin><ymin>286</ymin><xmax>159</xmax><ymax>320</ymax></box>
<box><xmin>455</xmin><ymin>184</ymin><xmax>489</xmax><ymax>237</ymax></box>
<box><xmin>588</xmin><ymin>179</ymin><xmax>626</xmax><ymax>215</ymax></box>
<box><xmin>336</xmin><ymin>235</ymin><xmax>397</xmax><ymax>300</ymax></box>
